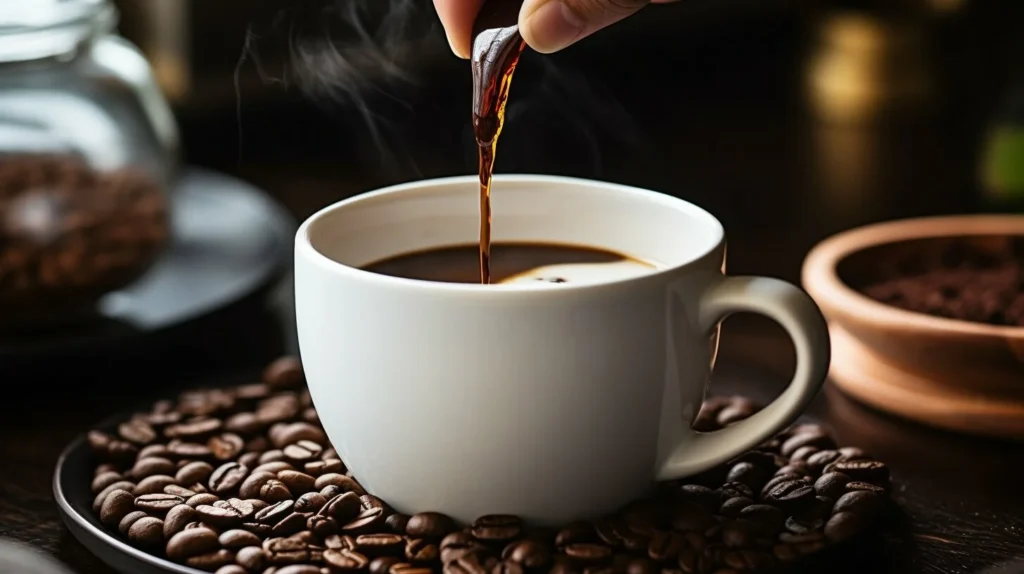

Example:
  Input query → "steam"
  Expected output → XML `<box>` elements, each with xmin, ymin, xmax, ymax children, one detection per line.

<box><xmin>236</xmin><ymin>0</ymin><xmax>645</xmax><ymax>178</ymax></box>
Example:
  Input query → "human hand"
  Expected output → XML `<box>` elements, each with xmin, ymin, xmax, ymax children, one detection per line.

<box><xmin>433</xmin><ymin>0</ymin><xmax>680</xmax><ymax>58</ymax></box>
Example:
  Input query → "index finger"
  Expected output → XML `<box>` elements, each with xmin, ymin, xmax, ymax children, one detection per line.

<box><xmin>433</xmin><ymin>0</ymin><xmax>488</xmax><ymax>58</ymax></box>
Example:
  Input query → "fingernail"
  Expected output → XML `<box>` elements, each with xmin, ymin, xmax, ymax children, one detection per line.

<box><xmin>523</xmin><ymin>1</ymin><xmax>585</xmax><ymax>53</ymax></box>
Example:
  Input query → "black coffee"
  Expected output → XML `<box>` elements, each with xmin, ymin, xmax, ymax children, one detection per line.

<box><xmin>363</xmin><ymin>242</ymin><xmax>656</xmax><ymax>285</ymax></box>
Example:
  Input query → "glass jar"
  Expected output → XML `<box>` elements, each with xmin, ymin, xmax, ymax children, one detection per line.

<box><xmin>0</xmin><ymin>0</ymin><xmax>178</xmax><ymax>330</ymax></box>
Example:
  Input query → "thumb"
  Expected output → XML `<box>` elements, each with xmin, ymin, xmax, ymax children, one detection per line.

<box><xmin>519</xmin><ymin>0</ymin><xmax>650</xmax><ymax>54</ymax></box>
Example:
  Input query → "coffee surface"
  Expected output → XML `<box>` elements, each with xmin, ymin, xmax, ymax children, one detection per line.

<box><xmin>363</xmin><ymin>242</ymin><xmax>657</xmax><ymax>285</ymax></box>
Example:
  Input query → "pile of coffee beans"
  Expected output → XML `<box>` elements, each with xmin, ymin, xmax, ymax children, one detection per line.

<box><xmin>0</xmin><ymin>155</ymin><xmax>168</xmax><ymax>318</ymax></box>
<box><xmin>87</xmin><ymin>357</ymin><xmax>892</xmax><ymax>574</ymax></box>
<box><xmin>861</xmin><ymin>238</ymin><xmax>1024</xmax><ymax>327</ymax></box>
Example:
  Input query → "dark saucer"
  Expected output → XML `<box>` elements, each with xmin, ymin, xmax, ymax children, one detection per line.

<box><xmin>0</xmin><ymin>168</ymin><xmax>295</xmax><ymax>371</ymax></box>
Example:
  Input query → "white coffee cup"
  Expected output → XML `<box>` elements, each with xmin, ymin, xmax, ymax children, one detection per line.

<box><xmin>295</xmin><ymin>174</ymin><xmax>830</xmax><ymax>525</ymax></box>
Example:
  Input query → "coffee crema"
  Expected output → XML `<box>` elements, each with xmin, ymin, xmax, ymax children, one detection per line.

<box><xmin>362</xmin><ymin>242</ymin><xmax>658</xmax><ymax>286</ymax></box>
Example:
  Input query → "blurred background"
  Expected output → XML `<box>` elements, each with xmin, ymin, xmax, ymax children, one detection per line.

<box><xmin>122</xmin><ymin>0</ymin><xmax>1022</xmax><ymax>276</ymax></box>
<box><xmin>1</xmin><ymin>0</ymin><xmax>1023</xmax><ymax>378</ymax></box>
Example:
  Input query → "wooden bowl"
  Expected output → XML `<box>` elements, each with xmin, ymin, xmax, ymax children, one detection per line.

<box><xmin>801</xmin><ymin>215</ymin><xmax>1024</xmax><ymax>438</ymax></box>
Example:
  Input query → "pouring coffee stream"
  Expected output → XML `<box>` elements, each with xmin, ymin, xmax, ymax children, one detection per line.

<box><xmin>471</xmin><ymin>0</ymin><xmax>527</xmax><ymax>284</ymax></box>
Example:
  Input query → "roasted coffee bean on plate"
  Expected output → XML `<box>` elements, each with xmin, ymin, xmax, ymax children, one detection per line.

<box><xmin>85</xmin><ymin>356</ymin><xmax>893</xmax><ymax>573</ymax></box>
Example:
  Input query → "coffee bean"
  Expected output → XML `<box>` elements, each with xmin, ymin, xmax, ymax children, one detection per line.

<box><xmin>839</xmin><ymin>446</ymin><xmax>869</xmax><ymax>460</ymax></box>
<box><xmin>371</xmin><ymin>556</ymin><xmax>403</xmax><ymax>574</ymax></box>
<box><xmin>164</xmin><ymin>484</ymin><xmax>196</xmax><ymax>498</ymax></box>
<box><xmin>306</xmin><ymin>459</ymin><xmax>344</xmax><ymax>476</ymax></box>
<box><xmin>823</xmin><ymin>460</ymin><xmax>889</xmax><ymax>484</ymax></box>
<box><xmin>256</xmin><ymin>500</ymin><xmax>295</xmax><ymax>525</ymax></box>
<box><xmin>275</xmin><ymin>566</ymin><xmax>320</xmax><ymax>574</ymax></box>
<box><xmin>240</xmin><ymin>471</ymin><xmax>277</xmax><ymax>499</ymax></box>
<box><xmin>833</xmin><ymin>491</ymin><xmax>885</xmax><ymax>517</ymax></box>
<box><xmin>139</xmin><ymin>444</ymin><xmax>174</xmax><ymax>459</ymax></box>
<box><xmin>356</xmin><ymin>533</ymin><xmax>405</xmax><ymax>556</ymax></box>
<box><xmin>166</xmin><ymin>527</ymin><xmax>220</xmax><ymax>560</ymax></box>
<box><xmin>210</xmin><ymin>462</ymin><xmax>249</xmax><ymax>494</ymax></box>
<box><xmin>269</xmin><ymin>422</ymin><xmax>327</xmax><ymax>449</ymax></box>
<box><xmin>255</xmin><ymin>461</ymin><xmax>296</xmax><ymax>475</ymax></box>
<box><xmin>326</xmin><ymin>534</ymin><xmax>358</xmax><ymax>550</ymax></box>
<box><xmin>324</xmin><ymin>548</ymin><xmax>370</xmax><ymax>570</ymax></box>
<box><xmin>784</xmin><ymin>516</ymin><xmax>824</xmax><ymax>534</ymax></box>
<box><xmin>405</xmin><ymin>538</ymin><xmax>440</xmax><ymax>562</ymax></box>
<box><xmin>776</xmin><ymin>462</ymin><xmax>810</xmax><ymax>477</ymax></box>
<box><xmin>271</xmin><ymin>512</ymin><xmax>309</xmax><ymax>536</ymax></box>
<box><xmin>716</xmin><ymin>399</ymin><xmax>757</xmax><ymax>426</ymax></box>
<box><xmin>167</xmin><ymin>418</ymin><xmax>223</xmax><ymax>440</ymax></box>
<box><xmin>130</xmin><ymin>458</ymin><xmax>175</xmax><ymax>480</ymax></box>
<box><xmin>314</xmin><ymin>473</ymin><xmax>365</xmax><ymax>494</ymax></box>
<box><xmin>209</xmin><ymin>433</ymin><xmax>246</xmax><ymax>461</ymax></box>
<box><xmin>564</xmin><ymin>543</ymin><xmax>612</xmax><ymax>562</ymax></box>
<box><xmin>265</xmin><ymin>537</ymin><xmax>311</xmax><ymax>564</ymax></box>
<box><xmin>799</xmin><ymin>496</ymin><xmax>835</xmax><ymax>521</ymax></box>
<box><xmin>321</xmin><ymin>492</ymin><xmax>362</xmax><ymax>522</ymax></box>
<box><xmin>292</xmin><ymin>492</ymin><xmax>327</xmax><ymax>513</ymax></box>
<box><xmin>676</xmin><ymin>485</ymin><xmax>720</xmax><ymax>513</ymax></box>
<box><xmin>343</xmin><ymin>507</ymin><xmax>385</xmax><ymax>533</ymax></box>
<box><xmin>170</xmin><ymin>442</ymin><xmax>213</xmax><ymax>459</ymax></box>
<box><xmin>197</xmin><ymin>504</ymin><xmax>244</xmax><ymax>528</ymax></box>
<box><xmin>214</xmin><ymin>527</ymin><xmax>258</xmax><ymax>544</ymax></box>
<box><xmin>846</xmin><ymin>481</ymin><xmax>887</xmax><ymax>494</ymax></box>
<box><xmin>283</xmin><ymin>441</ymin><xmax>323</xmax><ymax>463</ymax></box>
<box><xmin>99</xmin><ymin>490</ymin><xmax>136</xmax><ymax>526</ymax></box>
<box><xmin>805</xmin><ymin>449</ymin><xmax>842</xmax><ymax>470</ymax></box>
<box><xmin>737</xmin><ymin>505</ymin><xmax>784</xmax><ymax>535</ymax></box>
<box><xmin>118</xmin><ymin>510</ymin><xmax>148</xmax><ymax>535</ymax></box>
<box><xmin>91</xmin><ymin>471</ymin><xmax>124</xmax><ymax>493</ymax></box>
<box><xmin>277</xmin><ymin>470</ymin><xmax>316</xmax><ymax>494</ymax></box>
<box><xmin>501</xmin><ymin>540</ymin><xmax>550</xmax><ymax>568</ymax></box>
<box><xmin>128</xmin><ymin>516</ymin><xmax>165</xmax><ymax>548</ymax></box>
<box><xmin>718</xmin><ymin>482</ymin><xmax>754</xmax><ymax>501</ymax></box>
<box><xmin>386</xmin><ymin>514</ymin><xmax>411</xmax><ymax>534</ymax></box>
<box><xmin>135</xmin><ymin>493</ymin><xmax>185</xmax><ymax>514</ymax></box>
<box><xmin>187</xmin><ymin>493</ymin><xmax>220</xmax><ymax>508</ymax></box>
<box><xmin>119</xmin><ymin>419</ymin><xmax>158</xmax><ymax>445</ymax></box>
<box><xmin>407</xmin><ymin>512</ymin><xmax>456</xmax><ymax>539</ymax></box>
<box><xmin>176</xmin><ymin>461</ymin><xmax>215</xmax><ymax>485</ymax></box>
<box><xmin>164</xmin><ymin>504</ymin><xmax>197</xmax><ymax>538</ymax></box>
<box><xmin>135</xmin><ymin>477</ymin><xmax>181</xmax><ymax>500</ymax></box>
<box><xmin>236</xmin><ymin>546</ymin><xmax>269</xmax><ymax>571</ymax></box>
<box><xmin>780</xmin><ymin>432</ymin><xmax>834</xmax><ymax>457</ymax></box>
<box><xmin>216</xmin><ymin>565</ymin><xmax>249</xmax><ymax>574</ymax></box>
<box><xmin>813</xmin><ymin>472</ymin><xmax>851</xmax><ymax>500</ymax></box>
<box><xmin>472</xmin><ymin>515</ymin><xmax>523</xmax><ymax>542</ymax></box>
<box><xmin>719</xmin><ymin>497</ymin><xmax>752</xmax><ymax>518</ymax></box>
<box><xmin>762</xmin><ymin>479</ymin><xmax>815</xmax><ymax>510</ymax></box>
<box><xmin>725</xmin><ymin>463</ymin><xmax>767</xmax><ymax>491</ymax></box>
<box><xmin>789</xmin><ymin>446</ymin><xmax>820</xmax><ymax>464</ymax></box>
<box><xmin>307</xmin><ymin>514</ymin><xmax>340</xmax><ymax>537</ymax></box>
<box><xmin>824</xmin><ymin>511</ymin><xmax>866</xmax><ymax>542</ymax></box>
<box><xmin>187</xmin><ymin>550</ymin><xmax>237</xmax><ymax>569</ymax></box>
<box><xmin>261</xmin><ymin>480</ymin><xmax>293</xmax><ymax>503</ymax></box>
<box><xmin>264</xmin><ymin>356</ymin><xmax>305</xmax><ymax>390</ymax></box>
<box><xmin>440</xmin><ymin>531</ymin><xmax>485</xmax><ymax>563</ymax></box>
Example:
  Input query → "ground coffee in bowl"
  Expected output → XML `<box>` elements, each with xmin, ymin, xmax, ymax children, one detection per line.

<box><xmin>82</xmin><ymin>356</ymin><xmax>893</xmax><ymax>574</ymax></box>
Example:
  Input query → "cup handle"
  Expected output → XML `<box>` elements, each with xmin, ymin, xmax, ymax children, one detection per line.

<box><xmin>656</xmin><ymin>276</ymin><xmax>831</xmax><ymax>481</ymax></box>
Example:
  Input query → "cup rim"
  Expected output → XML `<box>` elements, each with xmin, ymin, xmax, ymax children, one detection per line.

<box><xmin>295</xmin><ymin>174</ymin><xmax>725</xmax><ymax>294</ymax></box>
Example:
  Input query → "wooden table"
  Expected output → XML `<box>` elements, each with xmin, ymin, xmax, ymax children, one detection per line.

<box><xmin>3</xmin><ymin>5</ymin><xmax>1024</xmax><ymax>572</ymax></box>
